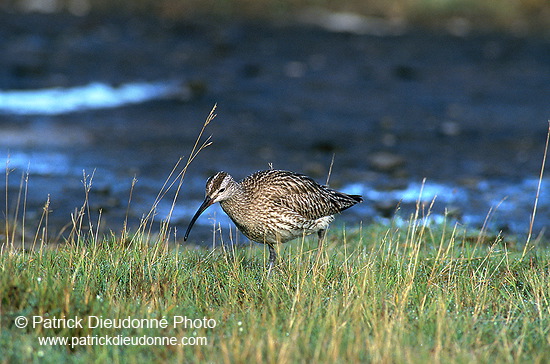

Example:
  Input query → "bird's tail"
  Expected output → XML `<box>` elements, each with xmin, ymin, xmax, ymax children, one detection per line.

<box><xmin>330</xmin><ymin>190</ymin><xmax>363</xmax><ymax>211</ymax></box>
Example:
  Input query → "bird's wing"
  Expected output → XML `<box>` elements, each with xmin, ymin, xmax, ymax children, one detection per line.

<box><xmin>244</xmin><ymin>170</ymin><xmax>359</xmax><ymax>220</ymax></box>
<box><xmin>274</xmin><ymin>190</ymin><xmax>340</xmax><ymax>220</ymax></box>
<box><xmin>260</xmin><ymin>172</ymin><xmax>341</xmax><ymax>219</ymax></box>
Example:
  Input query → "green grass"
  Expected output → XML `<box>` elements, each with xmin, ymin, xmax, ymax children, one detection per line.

<box><xmin>1</xmin><ymin>218</ymin><xmax>549</xmax><ymax>363</ymax></box>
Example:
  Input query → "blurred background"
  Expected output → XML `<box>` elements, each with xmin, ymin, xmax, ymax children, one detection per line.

<box><xmin>1</xmin><ymin>0</ymin><xmax>550</xmax><ymax>246</ymax></box>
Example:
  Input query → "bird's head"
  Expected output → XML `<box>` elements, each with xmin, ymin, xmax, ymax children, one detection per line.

<box><xmin>204</xmin><ymin>171</ymin><xmax>238</xmax><ymax>203</ymax></box>
<box><xmin>184</xmin><ymin>171</ymin><xmax>237</xmax><ymax>241</ymax></box>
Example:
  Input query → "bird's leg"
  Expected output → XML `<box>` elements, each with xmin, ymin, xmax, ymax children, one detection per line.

<box><xmin>267</xmin><ymin>244</ymin><xmax>277</xmax><ymax>276</ymax></box>
<box><xmin>315</xmin><ymin>229</ymin><xmax>326</xmax><ymax>264</ymax></box>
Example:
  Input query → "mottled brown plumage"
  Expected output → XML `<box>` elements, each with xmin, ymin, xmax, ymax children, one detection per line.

<box><xmin>184</xmin><ymin>169</ymin><xmax>362</xmax><ymax>272</ymax></box>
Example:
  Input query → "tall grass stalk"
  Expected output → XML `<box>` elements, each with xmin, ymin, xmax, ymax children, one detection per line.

<box><xmin>523</xmin><ymin>120</ymin><xmax>550</xmax><ymax>257</ymax></box>
<box><xmin>137</xmin><ymin>104</ymin><xmax>216</xmax><ymax>245</ymax></box>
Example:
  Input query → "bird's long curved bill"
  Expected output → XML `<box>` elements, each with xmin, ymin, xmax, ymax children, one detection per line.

<box><xmin>184</xmin><ymin>196</ymin><xmax>213</xmax><ymax>241</ymax></box>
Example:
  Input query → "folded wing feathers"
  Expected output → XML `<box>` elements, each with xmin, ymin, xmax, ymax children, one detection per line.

<box><xmin>268</xmin><ymin>172</ymin><xmax>362</xmax><ymax>220</ymax></box>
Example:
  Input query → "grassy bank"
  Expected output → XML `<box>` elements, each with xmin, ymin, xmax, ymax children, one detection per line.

<box><xmin>1</xmin><ymin>218</ymin><xmax>549</xmax><ymax>363</ymax></box>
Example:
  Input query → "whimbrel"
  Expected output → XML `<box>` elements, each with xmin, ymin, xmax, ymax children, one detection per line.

<box><xmin>184</xmin><ymin>169</ymin><xmax>362</xmax><ymax>272</ymax></box>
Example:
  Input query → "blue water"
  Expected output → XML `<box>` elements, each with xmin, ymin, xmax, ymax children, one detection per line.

<box><xmin>0</xmin><ymin>81</ymin><xmax>185</xmax><ymax>115</ymax></box>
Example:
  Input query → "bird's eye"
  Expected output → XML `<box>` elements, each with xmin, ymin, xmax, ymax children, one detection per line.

<box><xmin>219</xmin><ymin>188</ymin><xmax>226</xmax><ymax>193</ymax></box>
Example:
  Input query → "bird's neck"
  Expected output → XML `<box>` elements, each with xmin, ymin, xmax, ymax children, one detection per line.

<box><xmin>219</xmin><ymin>186</ymin><xmax>249</xmax><ymax>220</ymax></box>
